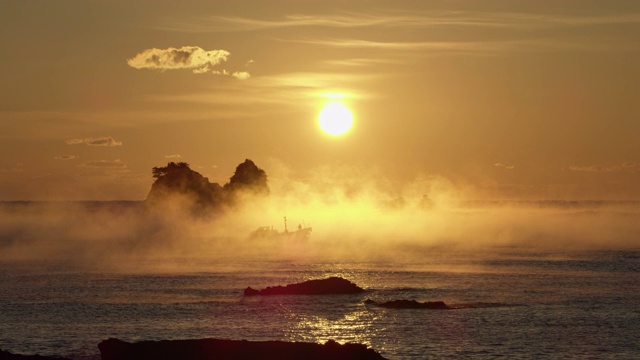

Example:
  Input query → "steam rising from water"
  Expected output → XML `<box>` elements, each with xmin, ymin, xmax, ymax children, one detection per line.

<box><xmin>1</xmin><ymin>168</ymin><xmax>639</xmax><ymax>271</ymax></box>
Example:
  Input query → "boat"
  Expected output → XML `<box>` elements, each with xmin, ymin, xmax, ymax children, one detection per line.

<box><xmin>250</xmin><ymin>216</ymin><xmax>312</xmax><ymax>241</ymax></box>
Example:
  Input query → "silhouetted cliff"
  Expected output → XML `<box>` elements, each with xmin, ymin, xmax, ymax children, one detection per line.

<box><xmin>145</xmin><ymin>159</ymin><xmax>269</xmax><ymax>213</ymax></box>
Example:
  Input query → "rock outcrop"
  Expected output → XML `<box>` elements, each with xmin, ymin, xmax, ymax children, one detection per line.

<box><xmin>0</xmin><ymin>349</ymin><xmax>70</xmax><ymax>360</ymax></box>
<box><xmin>244</xmin><ymin>277</ymin><xmax>365</xmax><ymax>296</ymax></box>
<box><xmin>364</xmin><ymin>299</ymin><xmax>451</xmax><ymax>309</ymax></box>
<box><xmin>145</xmin><ymin>159</ymin><xmax>268</xmax><ymax>213</ymax></box>
<box><xmin>223</xmin><ymin>159</ymin><xmax>269</xmax><ymax>197</ymax></box>
<box><xmin>98</xmin><ymin>338</ymin><xmax>387</xmax><ymax>360</ymax></box>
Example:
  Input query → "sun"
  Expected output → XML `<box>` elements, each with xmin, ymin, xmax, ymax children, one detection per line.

<box><xmin>318</xmin><ymin>102</ymin><xmax>353</xmax><ymax>136</ymax></box>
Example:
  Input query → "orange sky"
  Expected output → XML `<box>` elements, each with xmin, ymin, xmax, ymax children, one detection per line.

<box><xmin>0</xmin><ymin>0</ymin><xmax>639</xmax><ymax>200</ymax></box>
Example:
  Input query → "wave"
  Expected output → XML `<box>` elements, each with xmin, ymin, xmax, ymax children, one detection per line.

<box><xmin>449</xmin><ymin>302</ymin><xmax>525</xmax><ymax>309</ymax></box>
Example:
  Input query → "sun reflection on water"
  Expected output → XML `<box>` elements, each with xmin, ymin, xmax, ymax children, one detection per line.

<box><xmin>284</xmin><ymin>306</ymin><xmax>382</xmax><ymax>347</ymax></box>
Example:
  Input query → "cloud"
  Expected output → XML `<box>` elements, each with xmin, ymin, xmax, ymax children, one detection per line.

<box><xmin>290</xmin><ymin>37</ymin><xmax>625</xmax><ymax>55</ymax></box>
<box><xmin>0</xmin><ymin>166</ymin><xmax>23</xmax><ymax>174</ymax></box>
<box><xmin>81</xmin><ymin>159</ymin><xmax>126</xmax><ymax>169</ymax></box>
<box><xmin>66</xmin><ymin>137</ymin><xmax>122</xmax><ymax>147</ymax></box>
<box><xmin>54</xmin><ymin>155</ymin><xmax>77</xmax><ymax>160</ymax></box>
<box><xmin>65</xmin><ymin>139</ymin><xmax>85</xmax><ymax>145</ymax></box>
<box><xmin>494</xmin><ymin>163</ymin><xmax>515</xmax><ymax>170</ymax></box>
<box><xmin>147</xmin><ymin>71</ymin><xmax>375</xmax><ymax>109</ymax></box>
<box><xmin>165</xmin><ymin>12</ymin><xmax>640</xmax><ymax>33</ymax></box>
<box><xmin>127</xmin><ymin>46</ymin><xmax>252</xmax><ymax>78</ymax></box>
<box><xmin>128</xmin><ymin>46</ymin><xmax>230</xmax><ymax>74</ymax></box>
<box><xmin>207</xmin><ymin>69</ymin><xmax>251</xmax><ymax>79</ymax></box>
<box><xmin>569</xmin><ymin>163</ymin><xmax>637</xmax><ymax>173</ymax></box>
<box><xmin>165</xmin><ymin>154</ymin><xmax>182</xmax><ymax>159</ymax></box>
<box><xmin>232</xmin><ymin>71</ymin><xmax>251</xmax><ymax>80</ymax></box>
<box><xmin>569</xmin><ymin>165</ymin><xmax>614</xmax><ymax>173</ymax></box>
<box><xmin>168</xmin><ymin>13</ymin><xmax>474</xmax><ymax>32</ymax></box>
<box><xmin>294</xmin><ymin>38</ymin><xmax>506</xmax><ymax>52</ymax></box>
<box><xmin>159</xmin><ymin>12</ymin><xmax>639</xmax><ymax>56</ymax></box>
<box><xmin>324</xmin><ymin>58</ymin><xmax>401</xmax><ymax>67</ymax></box>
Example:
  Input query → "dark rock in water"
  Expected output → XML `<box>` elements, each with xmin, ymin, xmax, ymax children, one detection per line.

<box><xmin>98</xmin><ymin>338</ymin><xmax>387</xmax><ymax>360</ymax></box>
<box><xmin>0</xmin><ymin>348</ymin><xmax>70</xmax><ymax>360</ymax></box>
<box><xmin>244</xmin><ymin>277</ymin><xmax>365</xmax><ymax>296</ymax></box>
<box><xmin>366</xmin><ymin>299</ymin><xmax>451</xmax><ymax>309</ymax></box>
<box><xmin>243</xmin><ymin>287</ymin><xmax>261</xmax><ymax>296</ymax></box>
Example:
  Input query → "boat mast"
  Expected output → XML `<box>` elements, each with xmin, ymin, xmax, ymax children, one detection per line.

<box><xmin>283</xmin><ymin>216</ymin><xmax>288</xmax><ymax>233</ymax></box>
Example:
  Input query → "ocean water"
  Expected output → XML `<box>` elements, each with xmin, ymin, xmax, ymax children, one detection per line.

<box><xmin>1</xmin><ymin>253</ymin><xmax>639</xmax><ymax>359</ymax></box>
<box><xmin>1</xmin><ymin>201</ymin><xmax>639</xmax><ymax>359</ymax></box>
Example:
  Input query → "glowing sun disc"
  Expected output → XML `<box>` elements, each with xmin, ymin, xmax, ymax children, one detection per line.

<box><xmin>318</xmin><ymin>103</ymin><xmax>353</xmax><ymax>136</ymax></box>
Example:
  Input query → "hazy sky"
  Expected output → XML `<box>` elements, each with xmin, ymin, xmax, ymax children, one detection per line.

<box><xmin>1</xmin><ymin>0</ymin><xmax>639</xmax><ymax>200</ymax></box>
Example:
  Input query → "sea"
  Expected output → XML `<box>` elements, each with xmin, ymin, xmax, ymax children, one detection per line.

<box><xmin>0</xmin><ymin>201</ymin><xmax>639</xmax><ymax>359</ymax></box>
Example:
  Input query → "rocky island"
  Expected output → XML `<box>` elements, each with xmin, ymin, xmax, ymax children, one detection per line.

<box><xmin>244</xmin><ymin>277</ymin><xmax>365</xmax><ymax>296</ymax></box>
<box><xmin>364</xmin><ymin>299</ymin><xmax>451</xmax><ymax>309</ymax></box>
<box><xmin>145</xmin><ymin>159</ymin><xmax>269</xmax><ymax>214</ymax></box>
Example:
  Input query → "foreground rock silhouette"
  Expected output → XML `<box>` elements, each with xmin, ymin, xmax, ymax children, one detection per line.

<box><xmin>0</xmin><ymin>348</ymin><xmax>70</xmax><ymax>360</ymax></box>
<box><xmin>364</xmin><ymin>299</ymin><xmax>451</xmax><ymax>309</ymax></box>
<box><xmin>244</xmin><ymin>277</ymin><xmax>365</xmax><ymax>296</ymax></box>
<box><xmin>98</xmin><ymin>338</ymin><xmax>387</xmax><ymax>360</ymax></box>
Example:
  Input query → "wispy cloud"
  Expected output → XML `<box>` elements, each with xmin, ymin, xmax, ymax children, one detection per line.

<box><xmin>291</xmin><ymin>37</ymin><xmax>633</xmax><ymax>54</ymax></box>
<box><xmin>54</xmin><ymin>155</ymin><xmax>77</xmax><ymax>160</ymax></box>
<box><xmin>569</xmin><ymin>163</ymin><xmax>637</xmax><ymax>173</ymax></box>
<box><xmin>261</xmin><ymin>72</ymin><xmax>375</xmax><ymax>94</ymax></box>
<box><xmin>196</xmin><ymin>13</ymin><xmax>417</xmax><ymax>31</ymax></box>
<box><xmin>0</xmin><ymin>166</ymin><xmax>23</xmax><ymax>174</ymax></box>
<box><xmin>494</xmin><ymin>162</ymin><xmax>515</xmax><ymax>170</ymax></box>
<box><xmin>293</xmin><ymin>38</ymin><xmax>509</xmax><ymax>52</ymax></box>
<box><xmin>165</xmin><ymin>11</ymin><xmax>640</xmax><ymax>33</ymax></box>
<box><xmin>81</xmin><ymin>159</ymin><xmax>126</xmax><ymax>169</ymax></box>
<box><xmin>66</xmin><ymin>137</ymin><xmax>122</xmax><ymax>147</ymax></box>
<box><xmin>324</xmin><ymin>58</ymin><xmax>402</xmax><ymax>67</ymax></box>
<box><xmin>165</xmin><ymin>154</ymin><xmax>182</xmax><ymax>159</ymax></box>
<box><xmin>148</xmin><ymin>71</ymin><xmax>377</xmax><ymax>109</ymax></box>
<box><xmin>161</xmin><ymin>11</ymin><xmax>640</xmax><ymax>56</ymax></box>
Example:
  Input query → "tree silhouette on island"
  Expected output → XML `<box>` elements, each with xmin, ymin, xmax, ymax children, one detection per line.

<box><xmin>146</xmin><ymin>159</ymin><xmax>269</xmax><ymax>214</ymax></box>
